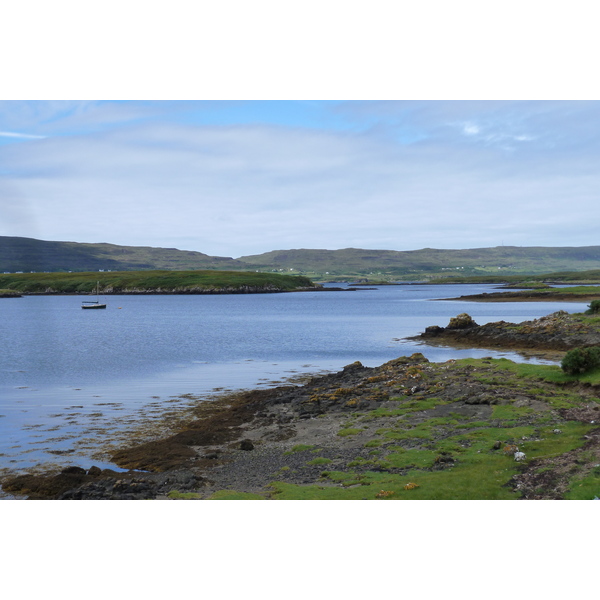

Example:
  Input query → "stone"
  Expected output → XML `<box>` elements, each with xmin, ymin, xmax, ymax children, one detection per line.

<box><xmin>424</xmin><ymin>325</ymin><xmax>444</xmax><ymax>336</ymax></box>
<box><xmin>61</xmin><ymin>466</ymin><xmax>86</xmax><ymax>475</ymax></box>
<box><xmin>87</xmin><ymin>466</ymin><xmax>102</xmax><ymax>477</ymax></box>
<box><xmin>343</xmin><ymin>361</ymin><xmax>364</xmax><ymax>372</ymax></box>
<box><xmin>446</xmin><ymin>313</ymin><xmax>479</xmax><ymax>330</ymax></box>
<box><xmin>240</xmin><ymin>439</ymin><xmax>254</xmax><ymax>451</ymax></box>
<box><xmin>514</xmin><ymin>452</ymin><xmax>526</xmax><ymax>461</ymax></box>
<box><xmin>492</xmin><ymin>441</ymin><xmax>502</xmax><ymax>450</ymax></box>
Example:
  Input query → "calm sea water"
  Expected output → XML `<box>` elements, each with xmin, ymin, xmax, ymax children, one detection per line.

<box><xmin>0</xmin><ymin>284</ymin><xmax>589</xmax><ymax>482</ymax></box>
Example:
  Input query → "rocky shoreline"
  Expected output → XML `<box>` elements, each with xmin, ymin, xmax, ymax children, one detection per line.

<box><xmin>411</xmin><ymin>311</ymin><xmax>600</xmax><ymax>351</ymax></box>
<box><xmin>442</xmin><ymin>290</ymin><xmax>600</xmax><ymax>303</ymax></box>
<box><xmin>3</xmin><ymin>339</ymin><xmax>600</xmax><ymax>500</ymax></box>
<box><xmin>15</xmin><ymin>286</ymin><xmax>359</xmax><ymax>296</ymax></box>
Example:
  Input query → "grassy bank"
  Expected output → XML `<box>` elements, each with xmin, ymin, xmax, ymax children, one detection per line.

<box><xmin>447</xmin><ymin>285</ymin><xmax>600</xmax><ymax>303</ymax></box>
<box><xmin>242</xmin><ymin>357</ymin><xmax>600</xmax><ymax>500</ymax></box>
<box><xmin>429</xmin><ymin>269</ymin><xmax>600</xmax><ymax>285</ymax></box>
<box><xmin>0</xmin><ymin>270</ymin><xmax>318</xmax><ymax>294</ymax></box>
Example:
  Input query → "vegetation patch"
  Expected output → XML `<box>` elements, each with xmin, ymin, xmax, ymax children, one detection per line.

<box><xmin>208</xmin><ymin>490</ymin><xmax>266</xmax><ymax>500</ymax></box>
<box><xmin>167</xmin><ymin>490</ymin><xmax>202</xmax><ymax>500</ymax></box>
<box><xmin>306</xmin><ymin>457</ymin><xmax>332</xmax><ymax>466</ymax></box>
<box><xmin>284</xmin><ymin>444</ymin><xmax>315</xmax><ymax>455</ymax></box>
<box><xmin>0</xmin><ymin>269</ymin><xmax>317</xmax><ymax>295</ymax></box>
<box><xmin>337</xmin><ymin>427</ymin><xmax>362</xmax><ymax>437</ymax></box>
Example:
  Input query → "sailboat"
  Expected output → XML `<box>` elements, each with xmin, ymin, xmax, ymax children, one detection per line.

<box><xmin>82</xmin><ymin>281</ymin><xmax>107</xmax><ymax>309</ymax></box>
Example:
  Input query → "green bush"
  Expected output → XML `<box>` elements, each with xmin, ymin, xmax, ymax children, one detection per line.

<box><xmin>586</xmin><ymin>300</ymin><xmax>600</xmax><ymax>314</ymax></box>
<box><xmin>561</xmin><ymin>346</ymin><xmax>600</xmax><ymax>375</ymax></box>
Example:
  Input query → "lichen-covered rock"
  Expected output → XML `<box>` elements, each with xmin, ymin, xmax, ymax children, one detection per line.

<box><xmin>447</xmin><ymin>313</ymin><xmax>478</xmax><ymax>330</ymax></box>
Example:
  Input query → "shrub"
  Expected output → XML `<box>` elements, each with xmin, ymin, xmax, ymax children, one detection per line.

<box><xmin>561</xmin><ymin>346</ymin><xmax>600</xmax><ymax>375</ymax></box>
<box><xmin>586</xmin><ymin>300</ymin><xmax>600</xmax><ymax>314</ymax></box>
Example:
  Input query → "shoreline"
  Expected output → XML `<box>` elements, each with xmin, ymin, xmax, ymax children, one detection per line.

<box><xmin>411</xmin><ymin>310</ymin><xmax>600</xmax><ymax>352</ymax></box>
<box><xmin>440</xmin><ymin>291</ymin><xmax>600</xmax><ymax>303</ymax></box>
<box><xmin>9</xmin><ymin>286</ymin><xmax>357</xmax><ymax>297</ymax></box>
<box><xmin>3</xmin><ymin>338</ymin><xmax>600</xmax><ymax>500</ymax></box>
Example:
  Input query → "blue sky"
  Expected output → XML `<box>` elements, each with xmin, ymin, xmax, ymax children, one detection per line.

<box><xmin>2</xmin><ymin>100</ymin><xmax>599</xmax><ymax>257</ymax></box>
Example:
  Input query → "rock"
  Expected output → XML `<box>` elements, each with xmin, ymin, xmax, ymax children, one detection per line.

<box><xmin>61</xmin><ymin>466</ymin><xmax>86</xmax><ymax>475</ymax></box>
<box><xmin>87</xmin><ymin>466</ymin><xmax>102</xmax><ymax>477</ymax></box>
<box><xmin>553</xmin><ymin>429</ymin><xmax>562</xmax><ymax>434</ymax></box>
<box><xmin>240</xmin><ymin>439</ymin><xmax>254</xmax><ymax>451</ymax></box>
<box><xmin>343</xmin><ymin>361</ymin><xmax>364</xmax><ymax>372</ymax></box>
<box><xmin>435</xmin><ymin>454</ymin><xmax>454</xmax><ymax>463</ymax></box>
<box><xmin>424</xmin><ymin>326</ymin><xmax>444</xmax><ymax>336</ymax></box>
<box><xmin>514</xmin><ymin>452</ymin><xmax>526</xmax><ymax>461</ymax></box>
<box><xmin>465</xmin><ymin>394</ymin><xmax>497</xmax><ymax>405</ymax></box>
<box><xmin>447</xmin><ymin>313</ymin><xmax>478</xmax><ymax>330</ymax></box>
<box><xmin>493</xmin><ymin>441</ymin><xmax>502</xmax><ymax>450</ymax></box>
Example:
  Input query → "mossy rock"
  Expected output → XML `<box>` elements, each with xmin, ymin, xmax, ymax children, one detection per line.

<box><xmin>447</xmin><ymin>313</ymin><xmax>478</xmax><ymax>330</ymax></box>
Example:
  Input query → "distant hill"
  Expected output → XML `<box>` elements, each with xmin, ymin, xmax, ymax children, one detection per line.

<box><xmin>0</xmin><ymin>236</ymin><xmax>247</xmax><ymax>273</ymax></box>
<box><xmin>4</xmin><ymin>236</ymin><xmax>600</xmax><ymax>280</ymax></box>
<box><xmin>237</xmin><ymin>246</ymin><xmax>600</xmax><ymax>279</ymax></box>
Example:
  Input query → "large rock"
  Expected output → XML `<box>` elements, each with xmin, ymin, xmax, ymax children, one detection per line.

<box><xmin>447</xmin><ymin>313</ymin><xmax>479</xmax><ymax>330</ymax></box>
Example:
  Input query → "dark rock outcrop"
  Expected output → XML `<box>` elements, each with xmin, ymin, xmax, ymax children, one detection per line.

<box><xmin>413</xmin><ymin>311</ymin><xmax>600</xmax><ymax>351</ymax></box>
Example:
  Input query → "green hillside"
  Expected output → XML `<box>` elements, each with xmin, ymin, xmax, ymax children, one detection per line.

<box><xmin>5</xmin><ymin>236</ymin><xmax>600</xmax><ymax>281</ymax></box>
<box><xmin>0</xmin><ymin>236</ymin><xmax>246</xmax><ymax>273</ymax></box>
<box><xmin>0</xmin><ymin>270</ymin><xmax>317</xmax><ymax>294</ymax></box>
<box><xmin>237</xmin><ymin>246</ymin><xmax>600</xmax><ymax>280</ymax></box>
<box><xmin>428</xmin><ymin>269</ymin><xmax>600</xmax><ymax>285</ymax></box>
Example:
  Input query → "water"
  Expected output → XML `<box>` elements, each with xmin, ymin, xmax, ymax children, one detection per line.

<box><xmin>0</xmin><ymin>284</ymin><xmax>589</xmax><ymax>479</ymax></box>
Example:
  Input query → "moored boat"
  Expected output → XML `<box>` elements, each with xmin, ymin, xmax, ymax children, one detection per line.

<box><xmin>82</xmin><ymin>281</ymin><xmax>106</xmax><ymax>309</ymax></box>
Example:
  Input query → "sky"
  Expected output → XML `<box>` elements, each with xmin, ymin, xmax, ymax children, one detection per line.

<box><xmin>2</xmin><ymin>3</ymin><xmax>599</xmax><ymax>260</ymax></box>
<box><xmin>1</xmin><ymin>99</ymin><xmax>599</xmax><ymax>258</ymax></box>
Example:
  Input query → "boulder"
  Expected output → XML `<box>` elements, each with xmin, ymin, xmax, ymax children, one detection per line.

<box><xmin>240</xmin><ymin>439</ymin><xmax>254</xmax><ymax>451</ymax></box>
<box><xmin>61</xmin><ymin>466</ymin><xmax>86</xmax><ymax>475</ymax></box>
<box><xmin>447</xmin><ymin>313</ymin><xmax>479</xmax><ymax>330</ymax></box>
<box><xmin>424</xmin><ymin>325</ymin><xmax>444</xmax><ymax>336</ymax></box>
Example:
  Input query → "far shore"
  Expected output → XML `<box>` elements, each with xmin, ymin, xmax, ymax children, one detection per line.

<box><xmin>440</xmin><ymin>291</ymin><xmax>600</xmax><ymax>303</ymax></box>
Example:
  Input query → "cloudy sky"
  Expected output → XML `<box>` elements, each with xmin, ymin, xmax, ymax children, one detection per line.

<box><xmin>1</xmin><ymin>100</ymin><xmax>599</xmax><ymax>258</ymax></box>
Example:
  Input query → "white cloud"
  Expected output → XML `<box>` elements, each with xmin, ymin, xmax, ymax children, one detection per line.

<box><xmin>462</xmin><ymin>123</ymin><xmax>480</xmax><ymax>135</ymax></box>
<box><xmin>0</xmin><ymin>130</ymin><xmax>46</xmax><ymax>139</ymax></box>
<box><xmin>1</xmin><ymin>101</ymin><xmax>600</xmax><ymax>256</ymax></box>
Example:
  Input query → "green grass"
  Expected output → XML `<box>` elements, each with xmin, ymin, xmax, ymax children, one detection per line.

<box><xmin>0</xmin><ymin>269</ymin><xmax>316</xmax><ymax>294</ymax></box>
<box><xmin>337</xmin><ymin>427</ymin><xmax>362</xmax><ymax>437</ymax></box>
<box><xmin>460</xmin><ymin>357</ymin><xmax>600</xmax><ymax>387</ymax></box>
<box><xmin>208</xmin><ymin>490</ymin><xmax>266</xmax><ymax>500</ymax></box>
<box><xmin>270</xmin><ymin>454</ymin><xmax>520</xmax><ymax>499</ymax></box>
<box><xmin>491</xmin><ymin>405</ymin><xmax>536</xmax><ymax>420</ymax></box>
<box><xmin>0</xmin><ymin>289</ymin><xmax>21</xmax><ymax>297</ymax></box>
<box><xmin>364</xmin><ymin>439</ymin><xmax>384</xmax><ymax>448</ymax></box>
<box><xmin>167</xmin><ymin>490</ymin><xmax>202</xmax><ymax>499</ymax></box>
<box><xmin>564</xmin><ymin>466</ymin><xmax>600</xmax><ymax>500</ymax></box>
<box><xmin>284</xmin><ymin>444</ymin><xmax>316</xmax><ymax>455</ymax></box>
<box><xmin>385</xmin><ymin>448</ymin><xmax>438</xmax><ymax>469</ymax></box>
<box><xmin>306</xmin><ymin>457</ymin><xmax>332</xmax><ymax>466</ymax></box>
